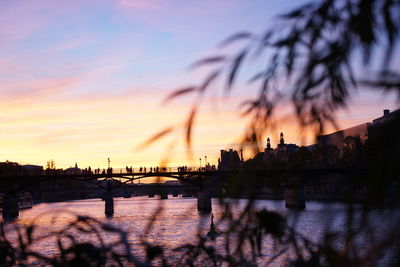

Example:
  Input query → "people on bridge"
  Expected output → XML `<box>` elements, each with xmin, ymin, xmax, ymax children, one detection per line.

<box><xmin>178</xmin><ymin>166</ymin><xmax>189</xmax><ymax>172</ymax></box>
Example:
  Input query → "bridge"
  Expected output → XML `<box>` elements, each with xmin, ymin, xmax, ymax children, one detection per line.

<box><xmin>0</xmin><ymin>168</ymin><xmax>224</xmax><ymax>220</ymax></box>
<box><xmin>0</xmin><ymin>167</ymin><xmax>370</xmax><ymax>220</ymax></box>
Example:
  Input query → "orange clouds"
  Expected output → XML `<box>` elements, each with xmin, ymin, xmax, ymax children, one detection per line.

<box><xmin>0</xmin><ymin>0</ymin><xmax>397</xmax><ymax>172</ymax></box>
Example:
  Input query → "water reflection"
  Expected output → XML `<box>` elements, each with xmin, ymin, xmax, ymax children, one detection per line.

<box><xmin>4</xmin><ymin>197</ymin><xmax>399</xmax><ymax>265</ymax></box>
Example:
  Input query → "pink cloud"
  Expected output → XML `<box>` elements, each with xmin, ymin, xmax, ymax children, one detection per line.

<box><xmin>119</xmin><ymin>0</ymin><xmax>162</xmax><ymax>10</ymax></box>
<box><xmin>48</xmin><ymin>37</ymin><xmax>92</xmax><ymax>54</ymax></box>
<box><xmin>115</xmin><ymin>0</ymin><xmax>237</xmax><ymax>34</ymax></box>
<box><xmin>1</xmin><ymin>76</ymin><xmax>82</xmax><ymax>106</ymax></box>
<box><xmin>0</xmin><ymin>12</ymin><xmax>46</xmax><ymax>44</ymax></box>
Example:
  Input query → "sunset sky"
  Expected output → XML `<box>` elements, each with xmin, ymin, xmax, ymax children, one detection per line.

<box><xmin>1</xmin><ymin>0</ymin><xmax>398</xmax><ymax>169</ymax></box>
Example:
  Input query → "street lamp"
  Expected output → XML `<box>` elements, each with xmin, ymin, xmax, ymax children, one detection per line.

<box><xmin>205</xmin><ymin>156</ymin><xmax>207</xmax><ymax>166</ymax></box>
<box><xmin>199</xmin><ymin>158</ymin><xmax>202</xmax><ymax>169</ymax></box>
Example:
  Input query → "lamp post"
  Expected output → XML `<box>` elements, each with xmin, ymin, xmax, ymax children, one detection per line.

<box><xmin>205</xmin><ymin>156</ymin><xmax>207</xmax><ymax>169</ymax></box>
<box><xmin>107</xmin><ymin>158</ymin><xmax>112</xmax><ymax>176</ymax></box>
<box><xmin>199</xmin><ymin>158</ymin><xmax>202</xmax><ymax>169</ymax></box>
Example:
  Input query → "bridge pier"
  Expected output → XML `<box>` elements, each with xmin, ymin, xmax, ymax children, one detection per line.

<box><xmin>2</xmin><ymin>193</ymin><xmax>19</xmax><ymax>221</ymax></box>
<box><xmin>197</xmin><ymin>191</ymin><xmax>212</xmax><ymax>213</ymax></box>
<box><xmin>284</xmin><ymin>184</ymin><xmax>305</xmax><ymax>209</ymax></box>
<box><xmin>160</xmin><ymin>192</ymin><xmax>168</xmax><ymax>199</ymax></box>
<box><xmin>104</xmin><ymin>192</ymin><xmax>114</xmax><ymax>217</ymax></box>
<box><xmin>104</xmin><ymin>181</ymin><xmax>114</xmax><ymax>217</ymax></box>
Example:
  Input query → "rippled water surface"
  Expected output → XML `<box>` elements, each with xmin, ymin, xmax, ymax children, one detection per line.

<box><xmin>4</xmin><ymin>197</ymin><xmax>399</xmax><ymax>265</ymax></box>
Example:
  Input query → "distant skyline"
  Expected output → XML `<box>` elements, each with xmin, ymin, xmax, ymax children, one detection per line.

<box><xmin>0</xmin><ymin>0</ymin><xmax>398</xmax><ymax>168</ymax></box>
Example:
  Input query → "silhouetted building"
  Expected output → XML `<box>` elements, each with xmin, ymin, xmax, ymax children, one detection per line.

<box><xmin>218</xmin><ymin>149</ymin><xmax>242</xmax><ymax>171</ymax></box>
<box><xmin>65</xmin><ymin>162</ymin><xmax>81</xmax><ymax>175</ymax></box>
<box><xmin>22</xmin><ymin>164</ymin><xmax>43</xmax><ymax>175</ymax></box>
<box><xmin>263</xmin><ymin>132</ymin><xmax>299</xmax><ymax>162</ymax></box>
<box><xmin>0</xmin><ymin>161</ymin><xmax>26</xmax><ymax>176</ymax></box>
<box><xmin>264</xmin><ymin>137</ymin><xmax>274</xmax><ymax>161</ymax></box>
<box><xmin>318</xmin><ymin>109</ymin><xmax>399</xmax><ymax>153</ymax></box>
<box><xmin>372</xmin><ymin>108</ymin><xmax>400</xmax><ymax>125</ymax></box>
<box><xmin>318</xmin><ymin>123</ymin><xmax>369</xmax><ymax>152</ymax></box>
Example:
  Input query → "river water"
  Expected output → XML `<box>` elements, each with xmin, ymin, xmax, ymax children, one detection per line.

<box><xmin>3</xmin><ymin>197</ymin><xmax>399</xmax><ymax>266</ymax></box>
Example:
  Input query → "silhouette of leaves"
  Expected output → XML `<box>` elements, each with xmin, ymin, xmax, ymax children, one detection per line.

<box><xmin>151</xmin><ymin>0</ymin><xmax>400</xmax><ymax>162</ymax></box>
<box><xmin>162</xmin><ymin>86</ymin><xmax>197</xmax><ymax>104</ymax></box>
<box><xmin>199</xmin><ymin>70</ymin><xmax>221</xmax><ymax>93</ymax></box>
<box><xmin>226</xmin><ymin>50</ymin><xmax>247</xmax><ymax>92</ymax></box>
<box><xmin>138</xmin><ymin>1</ymin><xmax>400</xmax><ymax>263</ymax></box>
<box><xmin>146</xmin><ymin>245</ymin><xmax>163</xmax><ymax>261</ymax></box>
<box><xmin>190</xmin><ymin>56</ymin><xmax>226</xmax><ymax>69</ymax></box>
<box><xmin>218</xmin><ymin>32</ymin><xmax>253</xmax><ymax>47</ymax></box>
<box><xmin>1</xmin><ymin>2</ymin><xmax>400</xmax><ymax>267</ymax></box>
<box><xmin>185</xmin><ymin>108</ymin><xmax>196</xmax><ymax>150</ymax></box>
<box><xmin>138</xmin><ymin>127</ymin><xmax>174</xmax><ymax>149</ymax></box>
<box><xmin>0</xmin><ymin>213</ymin><xmax>147</xmax><ymax>266</ymax></box>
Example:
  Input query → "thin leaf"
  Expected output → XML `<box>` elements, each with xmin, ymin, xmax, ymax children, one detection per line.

<box><xmin>189</xmin><ymin>56</ymin><xmax>226</xmax><ymax>69</ymax></box>
<box><xmin>199</xmin><ymin>70</ymin><xmax>220</xmax><ymax>92</ymax></box>
<box><xmin>162</xmin><ymin>86</ymin><xmax>197</xmax><ymax>104</ymax></box>
<box><xmin>185</xmin><ymin>108</ymin><xmax>196</xmax><ymax>148</ymax></box>
<box><xmin>226</xmin><ymin>50</ymin><xmax>247</xmax><ymax>92</ymax></box>
<box><xmin>239</xmin><ymin>100</ymin><xmax>259</xmax><ymax>116</ymax></box>
<box><xmin>218</xmin><ymin>32</ymin><xmax>253</xmax><ymax>47</ymax></box>
<box><xmin>247</xmin><ymin>72</ymin><xmax>265</xmax><ymax>84</ymax></box>
<box><xmin>138</xmin><ymin>127</ymin><xmax>174</xmax><ymax>149</ymax></box>
<box><xmin>261</xmin><ymin>30</ymin><xmax>273</xmax><ymax>46</ymax></box>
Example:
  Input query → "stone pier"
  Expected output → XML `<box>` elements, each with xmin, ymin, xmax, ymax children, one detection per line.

<box><xmin>160</xmin><ymin>192</ymin><xmax>168</xmax><ymax>199</ymax></box>
<box><xmin>284</xmin><ymin>184</ymin><xmax>306</xmax><ymax>209</ymax></box>
<box><xmin>2</xmin><ymin>193</ymin><xmax>19</xmax><ymax>221</ymax></box>
<box><xmin>197</xmin><ymin>191</ymin><xmax>212</xmax><ymax>213</ymax></box>
<box><xmin>104</xmin><ymin>192</ymin><xmax>114</xmax><ymax>217</ymax></box>
<box><xmin>104</xmin><ymin>180</ymin><xmax>114</xmax><ymax>217</ymax></box>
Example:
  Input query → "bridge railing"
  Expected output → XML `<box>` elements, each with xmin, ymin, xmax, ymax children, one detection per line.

<box><xmin>112</xmin><ymin>166</ymin><xmax>216</xmax><ymax>174</ymax></box>
<box><xmin>0</xmin><ymin>166</ymin><xmax>221</xmax><ymax>177</ymax></box>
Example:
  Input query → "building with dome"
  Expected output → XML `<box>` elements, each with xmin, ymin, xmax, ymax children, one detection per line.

<box><xmin>263</xmin><ymin>132</ymin><xmax>299</xmax><ymax>162</ymax></box>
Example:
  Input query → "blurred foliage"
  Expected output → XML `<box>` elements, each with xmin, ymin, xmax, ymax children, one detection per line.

<box><xmin>149</xmin><ymin>0</ymin><xmax>400</xmax><ymax>153</ymax></box>
<box><xmin>144</xmin><ymin>0</ymin><xmax>400</xmax><ymax>265</ymax></box>
<box><xmin>2</xmin><ymin>0</ymin><xmax>400</xmax><ymax>266</ymax></box>
<box><xmin>0</xmin><ymin>215</ymin><xmax>136</xmax><ymax>266</ymax></box>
